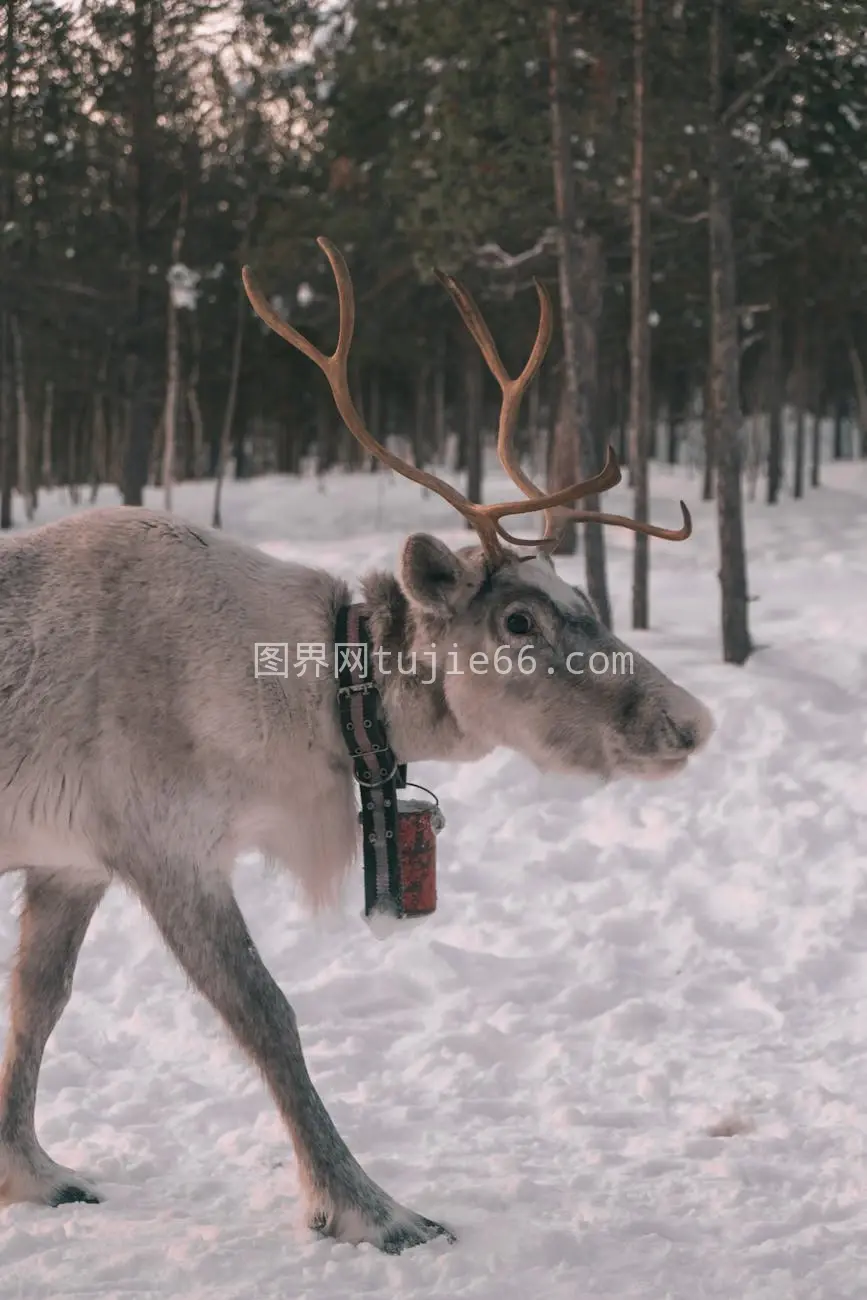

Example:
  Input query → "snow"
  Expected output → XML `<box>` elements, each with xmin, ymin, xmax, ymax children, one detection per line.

<box><xmin>2</xmin><ymin>457</ymin><xmax>867</xmax><ymax>1297</ymax></box>
<box><xmin>167</xmin><ymin>264</ymin><xmax>202</xmax><ymax>311</ymax></box>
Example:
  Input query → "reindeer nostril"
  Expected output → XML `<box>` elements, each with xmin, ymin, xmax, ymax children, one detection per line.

<box><xmin>663</xmin><ymin>713</ymin><xmax>697</xmax><ymax>751</ymax></box>
<box><xmin>675</xmin><ymin>722</ymin><xmax>696</xmax><ymax>751</ymax></box>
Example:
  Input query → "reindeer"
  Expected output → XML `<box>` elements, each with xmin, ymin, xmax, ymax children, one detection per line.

<box><xmin>0</xmin><ymin>238</ymin><xmax>713</xmax><ymax>1254</ymax></box>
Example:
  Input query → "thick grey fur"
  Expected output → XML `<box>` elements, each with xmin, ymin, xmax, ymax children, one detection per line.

<box><xmin>0</xmin><ymin>508</ymin><xmax>713</xmax><ymax>1252</ymax></box>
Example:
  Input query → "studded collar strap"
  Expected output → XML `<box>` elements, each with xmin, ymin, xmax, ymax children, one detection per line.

<box><xmin>334</xmin><ymin>604</ymin><xmax>407</xmax><ymax>916</ymax></box>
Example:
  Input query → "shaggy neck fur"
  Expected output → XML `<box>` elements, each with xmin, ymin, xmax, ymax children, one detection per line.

<box><xmin>359</xmin><ymin>569</ymin><xmax>491</xmax><ymax>766</ymax></box>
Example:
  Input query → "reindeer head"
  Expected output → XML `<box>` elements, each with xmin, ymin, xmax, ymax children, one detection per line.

<box><xmin>396</xmin><ymin>535</ymin><xmax>712</xmax><ymax>780</ymax></box>
<box><xmin>244</xmin><ymin>237</ymin><xmax>714</xmax><ymax>782</ymax></box>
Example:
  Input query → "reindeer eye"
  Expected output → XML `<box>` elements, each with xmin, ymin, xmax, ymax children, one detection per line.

<box><xmin>506</xmin><ymin>611</ymin><xmax>534</xmax><ymax>636</ymax></box>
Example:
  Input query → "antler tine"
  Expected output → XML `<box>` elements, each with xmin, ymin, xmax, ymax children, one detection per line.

<box><xmin>434</xmin><ymin>270</ymin><xmax>553</xmax><ymax>505</ymax></box>
<box><xmin>492</xmin><ymin>460</ymin><xmax>692</xmax><ymax>547</ymax></box>
<box><xmin>435</xmin><ymin>270</ymin><xmax>628</xmax><ymax>548</ymax></box>
<box><xmin>241</xmin><ymin>265</ymin><xmax>333</xmax><ymax>372</ymax></box>
<box><xmin>242</xmin><ymin>237</ymin><xmax>358</xmax><ymax>375</ymax></box>
<box><xmin>493</xmin><ymin>446</ymin><xmax>623</xmax><ymax>546</ymax></box>
<box><xmin>433</xmin><ymin>269</ymin><xmax>512</xmax><ymax>387</ymax></box>
<box><xmin>560</xmin><ymin>499</ymin><xmax>693</xmax><ymax>542</ymax></box>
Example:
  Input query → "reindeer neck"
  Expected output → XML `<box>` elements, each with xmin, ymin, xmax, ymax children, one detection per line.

<box><xmin>357</xmin><ymin>570</ymin><xmax>489</xmax><ymax>765</ymax></box>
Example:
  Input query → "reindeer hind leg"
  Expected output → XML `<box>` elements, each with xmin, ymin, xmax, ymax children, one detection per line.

<box><xmin>0</xmin><ymin>869</ymin><xmax>107</xmax><ymax>1206</ymax></box>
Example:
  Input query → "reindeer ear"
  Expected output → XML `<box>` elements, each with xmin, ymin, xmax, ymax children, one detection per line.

<box><xmin>399</xmin><ymin>534</ymin><xmax>466</xmax><ymax>612</ymax></box>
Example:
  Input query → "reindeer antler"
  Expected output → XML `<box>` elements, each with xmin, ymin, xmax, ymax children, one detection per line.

<box><xmin>242</xmin><ymin>237</ymin><xmax>691</xmax><ymax>565</ymax></box>
<box><xmin>435</xmin><ymin>270</ymin><xmax>692</xmax><ymax>549</ymax></box>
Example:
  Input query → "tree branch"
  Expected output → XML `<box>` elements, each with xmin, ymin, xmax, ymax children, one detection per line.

<box><xmin>665</xmin><ymin>209</ymin><xmax>709</xmax><ymax>225</ymax></box>
<box><xmin>722</xmin><ymin>25</ymin><xmax>826</xmax><ymax>126</ymax></box>
<box><xmin>473</xmin><ymin>228</ymin><xmax>558</xmax><ymax>270</ymax></box>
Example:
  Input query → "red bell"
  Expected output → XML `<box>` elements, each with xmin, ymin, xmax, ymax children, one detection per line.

<box><xmin>395</xmin><ymin>792</ymin><xmax>445</xmax><ymax>917</ymax></box>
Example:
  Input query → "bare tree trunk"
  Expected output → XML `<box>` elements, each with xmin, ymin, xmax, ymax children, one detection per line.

<box><xmin>1</xmin><ymin>3</ymin><xmax>14</xmax><ymax>528</ymax></box>
<box><xmin>792</xmin><ymin>311</ymin><xmax>806</xmax><ymax>499</ymax></box>
<box><xmin>832</xmin><ymin>395</ymin><xmax>845</xmax><ymax>459</ymax></box>
<box><xmin>0</xmin><ymin>318</ymin><xmax>11</xmax><ymax>529</ymax></box>
<box><xmin>745</xmin><ymin>411</ymin><xmax>758</xmax><ymax>500</ymax></box>
<box><xmin>187</xmin><ymin>383</ymin><xmax>205</xmax><ymax>477</ymax></box>
<box><xmin>89</xmin><ymin>345</ymin><xmax>110</xmax><ymax>503</ymax></box>
<box><xmin>547</xmin><ymin>2</ymin><xmax>610</xmax><ymax>623</ymax></box>
<box><xmin>544</xmin><ymin>389</ymin><xmax>577</xmax><ymax>555</ymax></box>
<box><xmin>212</xmin><ymin>279</ymin><xmax>247</xmax><ymax>529</ymax></box>
<box><xmin>546</xmin><ymin>372</ymin><xmax>579</xmax><ymax>554</ymax></box>
<box><xmin>576</xmin><ymin>241</ymin><xmax>607</xmax><ymax>560</ymax></box>
<box><xmin>284</xmin><ymin>423</ymin><xmax>302</xmax><ymax>476</ymax></box>
<box><xmin>162</xmin><ymin>191</ymin><xmax>187</xmax><ymax>512</ymax></box>
<box><xmin>148</xmin><ymin>412</ymin><xmax>163</xmax><ymax>484</ymax></box>
<box><xmin>68</xmin><ymin>417</ymin><xmax>80</xmax><ymax>504</ymax></box>
<box><xmin>3</xmin><ymin>0</ymin><xmax>14</xmax><ymax>235</ymax></box>
<box><xmin>526</xmin><ymin>370</ymin><xmax>541</xmax><ymax>467</ymax></box>
<box><xmin>709</xmin><ymin>0</ymin><xmax>751</xmax><ymax>664</ymax></box>
<box><xmin>765</xmin><ymin>284</ymin><xmax>783</xmax><ymax>503</ymax></box>
<box><xmin>121</xmin><ymin>0</ymin><xmax>157</xmax><ymax>507</ymax></box>
<box><xmin>463</xmin><ymin>337</ymin><xmax>483</xmax><ymax>510</ymax></box>
<box><xmin>41</xmin><ymin>379</ymin><xmax>54</xmax><ymax>491</ymax></box>
<box><xmin>701</xmin><ymin>368</ymin><xmax>715</xmax><ymax>500</ymax></box>
<box><xmin>9</xmin><ymin>315</ymin><xmax>33</xmax><ymax>520</ymax></box>
<box><xmin>792</xmin><ymin>409</ymin><xmax>805</xmax><ymax>498</ymax></box>
<box><xmin>433</xmin><ymin>341</ymin><xmax>446</xmax><ymax>463</ymax></box>
<box><xmin>368</xmin><ymin>369</ymin><xmax>382</xmax><ymax>440</ymax></box>
<box><xmin>342</xmin><ymin>360</ymin><xmax>367</xmax><ymax>470</ymax></box>
<box><xmin>615</xmin><ymin>358</ymin><xmax>628</xmax><ymax>464</ymax></box>
<box><xmin>212</xmin><ymin>182</ymin><xmax>257</xmax><ymax>522</ymax></box>
<box><xmin>186</xmin><ymin>315</ymin><xmax>205</xmax><ymax>477</ymax></box>
<box><xmin>413</xmin><ymin>362</ymin><xmax>429</xmax><ymax>470</ymax></box>
<box><xmin>848</xmin><ymin>334</ymin><xmax>867</xmax><ymax>456</ymax></box>
<box><xmin>810</xmin><ymin>408</ymin><xmax>821</xmax><ymax>488</ymax></box>
<box><xmin>109</xmin><ymin>398</ymin><xmax>123</xmax><ymax>485</ymax></box>
<box><xmin>630</xmin><ymin>0</ymin><xmax>651</xmax><ymax>629</ymax></box>
<box><xmin>367</xmin><ymin>368</ymin><xmax>381</xmax><ymax>472</ymax></box>
<box><xmin>667</xmin><ymin>398</ymin><xmax>679</xmax><ymax>464</ymax></box>
<box><xmin>91</xmin><ymin>392</ymin><xmax>107</xmax><ymax>504</ymax></box>
<box><xmin>315</xmin><ymin>381</ymin><xmax>336</xmax><ymax>479</ymax></box>
<box><xmin>546</xmin><ymin>1</ymin><xmax>579</xmax><ymax>560</ymax></box>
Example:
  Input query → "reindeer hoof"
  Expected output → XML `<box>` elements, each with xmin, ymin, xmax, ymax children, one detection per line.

<box><xmin>49</xmin><ymin>1182</ymin><xmax>102</xmax><ymax>1207</ymax></box>
<box><xmin>380</xmin><ymin>1215</ymin><xmax>456</xmax><ymax>1254</ymax></box>
<box><xmin>309</xmin><ymin>1199</ymin><xmax>456</xmax><ymax>1253</ymax></box>
<box><xmin>0</xmin><ymin>1145</ymin><xmax>102</xmax><ymax>1208</ymax></box>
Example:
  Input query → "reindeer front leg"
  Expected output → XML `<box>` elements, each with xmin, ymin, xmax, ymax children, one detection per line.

<box><xmin>124</xmin><ymin>860</ymin><xmax>454</xmax><ymax>1254</ymax></box>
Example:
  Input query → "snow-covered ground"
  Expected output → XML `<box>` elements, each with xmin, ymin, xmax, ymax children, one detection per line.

<box><xmin>1</xmin><ymin>459</ymin><xmax>867</xmax><ymax>1299</ymax></box>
